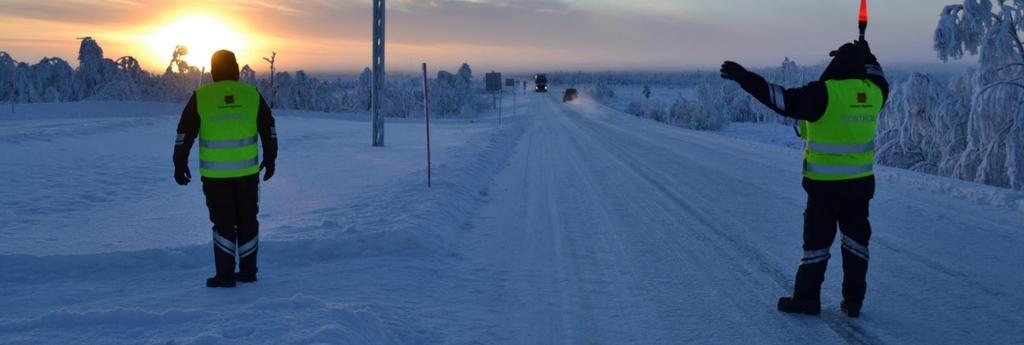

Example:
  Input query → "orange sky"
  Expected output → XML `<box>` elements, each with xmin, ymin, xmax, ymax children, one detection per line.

<box><xmin>0</xmin><ymin>0</ymin><xmax>587</xmax><ymax>74</ymax></box>
<box><xmin>0</xmin><ymin>0</ymin><xmax>964</xmax><ymax>75</ymax></box>
<box><xmin>0</xmin><ymin>1</ymin><xmax>364</xmax><ymax>74</ymax></box>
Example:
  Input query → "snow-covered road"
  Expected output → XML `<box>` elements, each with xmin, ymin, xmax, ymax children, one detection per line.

<box><xmin>1</xmin><ymin>95</ymin><xmax>1022</xmax><ymax>344</ymax></box>
<box><xmin>457</xmin><ymin>94</ymin><xmax>1024</xmax><ymax>344</ymax></box>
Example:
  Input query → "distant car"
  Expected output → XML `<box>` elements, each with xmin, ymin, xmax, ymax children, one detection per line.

<box><xmin>563</xmin><ymin>88</ymin><xmax>579</xmax><ymax>102</ymax></box>
<box><xmin>534</xmin><ymin>74</ymin><xmax>548</xmax><ymax>93</ymax></box>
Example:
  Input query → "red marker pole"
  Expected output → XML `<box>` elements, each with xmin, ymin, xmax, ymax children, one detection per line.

<box><xmin>422</xmin><ymin>63</ymin><xmax>432</xmax><ymax>188</ymax></box>
<box><xmin>858</xmin><ymin>0</ymin><xmax>868</xmax><ymax>42</ymax></box>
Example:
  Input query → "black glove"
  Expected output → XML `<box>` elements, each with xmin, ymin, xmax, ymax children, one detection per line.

<box><xmin>174</xmin><ymin>164</ymin><xmax>192</xmax><ymax>186</ymax></box>
<box><xmin>720</xmin><ymin>61</ymin><xmax>752</xmax><ymax>83</ymax></box>
<box><xmin>260</xmin><ymin>160</ymin><xmax>275</xmax><ymax>181</ymax></box>
<box><xmin>856</xmin><ymin>40</ymin><xmax>879</xmax><ymax>66</ymax></box>
<box><xmin>855</xmin><ymin>39</ymin><xmax>870</xmax><ymax>51</ymax></box>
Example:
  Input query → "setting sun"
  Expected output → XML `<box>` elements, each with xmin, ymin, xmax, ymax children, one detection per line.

<box><xmin>145</xmin><ymin>14</ymin><xmax>249</xmax><ymax>70</ymax></box>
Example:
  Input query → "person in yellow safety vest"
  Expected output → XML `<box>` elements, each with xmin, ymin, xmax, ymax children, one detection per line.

<box><xmin>720</xmin><ymin>40</ymin><xmax>888</xmax><ymax>318</ymax></box>
<box><xmin>173</xmin><ymin>50</ymin><xmax>278</xmax><ymax>288</ymax></box>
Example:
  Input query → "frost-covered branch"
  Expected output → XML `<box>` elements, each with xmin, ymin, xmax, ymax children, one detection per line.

<box><xmin>910</xmin><ymin>1</ymin><xmax>1024</xmax><ymax>190</ymax></box>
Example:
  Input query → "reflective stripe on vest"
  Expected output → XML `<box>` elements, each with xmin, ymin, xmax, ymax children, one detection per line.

<box><xmin>806</xmin><ymin>141</ymin><xmax>875</xmax><ymax>155</ymax></box>
<box><xmin>200</xmin><ymin>135</ymin><xmax>258</xmax><ymax>149</ymax></box>
<box><xmin>196</xmin><ymin>80</ymin><xmax>261</xmax><ymax>179</ymax></box>
<box><xmin>802</xmin><ymin>79</ymin><xmax>883</xmax><ymax>181</ymax></box>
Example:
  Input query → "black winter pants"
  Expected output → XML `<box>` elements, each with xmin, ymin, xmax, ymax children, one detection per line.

<box><xmin>202</xmin><ymin>174</ymin><xmax>260</xmax><ymax>277</ymax></box>
<box><xmin>793</xmin><ymin>176</ymin><xmax>874</xmax><ymax>307</ymax></box>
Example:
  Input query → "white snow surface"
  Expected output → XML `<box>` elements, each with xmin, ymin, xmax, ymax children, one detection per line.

<box><xmin>1</xmin><ymin>94</ymin><xmax>1022</xmax><ymax>344</ymax></box>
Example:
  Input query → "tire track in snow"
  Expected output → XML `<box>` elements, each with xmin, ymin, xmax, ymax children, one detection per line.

<box><xmin>583</xmin><ymin>99</ymin><xmax>1021</xmax><ymax>304</ymax></box>
<box><xmin>568</xmin><ymin>99</ymin><xmax>1024</xmax><ymax>342</ymax></box>
<box><xmin>555</xmin><ymin>98</ymin><xmax>884</xmax><ymax>345</ymax></box>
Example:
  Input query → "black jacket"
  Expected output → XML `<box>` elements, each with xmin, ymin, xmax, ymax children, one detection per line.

<box><xmin>173</xmin><ymin>90</ymin><xmax>278</xmax><ymax>179</ymax></box>
<box><xmin>735</xmin><ymin>43</ymin><xmax>890</xmax><ymax>122</ymax></box>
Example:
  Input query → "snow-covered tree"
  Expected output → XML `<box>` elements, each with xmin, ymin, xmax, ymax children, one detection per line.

<box><xmin>357</xmin><ymin>67</ymin><xmax>373</xmax><ymax>111</ymax></box>
<box><xmin>454</xmin><ymin>63</ymin><xmax>479</xmax><ymax>114</ymax></box>
<box><xmin>671</xmin><ymin>94</ymin><xmax>729</xmax><ymax>130</ymax></box>
<box><xmin>426</xmin><ymin>64</ymin><xmax>482</xmax><ymax>117</ymax></box>
<box><xmin>30</xmin><ymin>57</ymin><xmax>73</xmax><ymax>102</ymax></box>
<box><xmin>240</xmin><ymin>65</ymin><xmax>256</xmax><ymax>85</ymax></box>
<box><xmin>626</xmin><ymin>98</ymin><xmax>668</xmax><ymax>123</ymax></box>
<box><xmin>753</xmin><ymin>58</ymin><xmax>805</xmax><ymax>124</ymax></box>
<box><xmin>0</xmin><ymin>39</ymin><xmax>472</xmax><ymax>120</ymax></box>
<box><xmin>689</xmin><ymin>81</ymin><xmax>733</xmax><ymax>130</ymax></box>
<box><xmin>289</xmin><ymin>70</ymin><xmax>313</xmax><ymax>110</ymax></box>
<box><xmin>165</xmin><ymin>45</ymin><xmax>189</xmax><ymax>75</ymax></box>
<box><xmin>14</xmin><ymin>62</ymin><xmax>36</xmax><ymax>103</ymax></box>
<box><xmin>726</xmin><ymin>85</ymin><xmax>757</xmax><ymax>123</ymax></box>
<box><xmin>430</xmin><ymin>70</ymin><xmax>457</xmax><ymax>115</ymax></box>
<box><xmin>74</xmin><ymin>37</ymin><xmax>113</xmax><ymax>100</ymax></box>
<box><xmin>157</xmin><ymin>44</ymin><xmax>203</xmax><ymax>102</ymax></box>
<box><xmin>0</xmin><ymin>52</ymin><xmax>16</xmax><ymax>104</ymax></box>
<box><xmin>877</xmin><ymin>73</ymin><xmax>951</xmax><ymax>173</ymax></box>
<box><xmin>582</xmin><ymin>82</ymin><xmax>615</xmax><ymax>101</ymax></box>
<box><xmin>382</xmin><ymin>77</ymin><xmax>422</xmax><ymax>118</ymax></box>
<box><xmin>270</xmin><ymin>71</ymin><xmax>293</xmax><ymax>109</ymax></box>
<box><xmin>932</xmin><ymin>0</ymin><xmax>1024</xmax><ymax>189</ymax></box>
<box><xmin>936</xmin><ymin>72</ymin><xmax>975</xmax><ymax>175</ymax></box>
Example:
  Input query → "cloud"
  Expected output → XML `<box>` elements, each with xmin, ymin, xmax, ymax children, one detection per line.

<box><xmin>0</xmin><ymin>0</ymin><xmax>966</xmax><ymax>72</ymax></box>
<box><xmin>0</xmin><ymin>0</ymin><xmax>144</xmax><ymax>25</ymax></box>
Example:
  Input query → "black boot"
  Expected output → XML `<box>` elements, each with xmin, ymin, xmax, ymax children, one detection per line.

<box><xmin>206</xmin><ymin>275</ymin><xmax>237</xmax><ymax>288</ymax></box>
<box><xmin>841</xmin><ymin>299</ymin><xmax>861</xmax><ymax>318</ymax></box>
<box><xmin>777</xmin><ymin>297</ymin><xmax>821</xmax><ymax>315</ymax></box>
<box><xmin>234</xmin><ymin>271</ymin><xmax>258</xmax><ymax>283</ymax></box>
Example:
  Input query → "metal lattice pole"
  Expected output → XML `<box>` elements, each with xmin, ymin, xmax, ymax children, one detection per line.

<box><xmin>371</xmin><ymin>0</ymin><xmax>386</xmax><ymax>146</ymax></box>
<box><xmin>422</xmin><ymin>63</ymin><xmax>432</xmax><ymax>188</ymax></box>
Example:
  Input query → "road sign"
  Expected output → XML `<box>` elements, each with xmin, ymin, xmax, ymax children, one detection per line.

<box><xmin>485</xmin><ymin>71</ymin><xmax>502</xmax><ymax>92</ymax></box>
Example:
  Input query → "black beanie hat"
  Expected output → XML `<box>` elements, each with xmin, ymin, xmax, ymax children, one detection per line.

<box><xmin>820</xmin><ymin>43</ymin><xmax>867</xmax><ymax>82</ymax></box>
<box><xmin>211</xmin><ymin>50</ymin><xmax>240</xmax><ymax>82</ymax></box>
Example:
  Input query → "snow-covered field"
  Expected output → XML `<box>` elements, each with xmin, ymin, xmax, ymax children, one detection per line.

<box><xmin>602</xmin><ymin>85</ymin><xmax>696</xmax><ymax>111</ymax></box>
<box><xmin>1</xmin><ymin>93</ymin><xmax>1022</xmax><ymax>344</ymax></box>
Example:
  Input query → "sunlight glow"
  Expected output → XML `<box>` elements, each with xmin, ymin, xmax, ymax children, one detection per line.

<box><xmin>145</xmin><ymin>15</ymin><xmax>250</xmax><ymax>70</ymax></box>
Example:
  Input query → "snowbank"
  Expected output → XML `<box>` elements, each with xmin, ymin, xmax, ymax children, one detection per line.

<box><xmin>718</xmin><ymin>122</ymin><xmax>1024</xmax><ymax>215</ymax></box>
<box><xmin>0</xmin><ymin>293</ymin><xmax>411</xmax><ymax>345</ymax></box>
<box><xmin>0</xmin><ymin>99</ymin><xmax>526</xmax><ymax>344</ymax></box>
<box><xmin>0</xmin><ymin>99</ymin><xmax>525</xmax><ymax>275</ymax></box>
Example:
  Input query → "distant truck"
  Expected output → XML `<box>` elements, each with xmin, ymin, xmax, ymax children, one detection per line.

<box><xmin>534</xmin><ymin>74</ymin><xmax>548</xmax><ymax>93</ymax></box>
<box><xmin>563</xmin><ymin>88</ymin><xmax>579</xmax><ymax>102</ymax></box>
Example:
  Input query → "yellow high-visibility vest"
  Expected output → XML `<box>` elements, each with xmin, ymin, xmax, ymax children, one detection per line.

<box><xmin>197</xmin><ymin>81</ymin><xmax>260</xmax><ymax>178</ymax></box>
<box><xmin>801</xmin><ymin>79</ymin><xmax>883</xmax><ymax>181</ymax></box>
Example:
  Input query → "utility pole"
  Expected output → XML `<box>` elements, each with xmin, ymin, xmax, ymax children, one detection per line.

<box><xmin>371</xmin><ymin>0</ymin><xmax>386</xmax><ymax>147</ymax></box>
<box><xmin>506</xmin><ymin>78</ymin><xmax>516</xmax><ymax>117</ymax></box>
